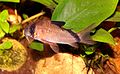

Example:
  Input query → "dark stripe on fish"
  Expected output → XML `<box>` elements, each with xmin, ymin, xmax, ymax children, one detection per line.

<box><xmin>51</xmin><ymin>21</ymin><xmax>65</xmax><ymax>27</ymax></box>
<box><xmin>29</xmin><ymin>22</ymin><xmax>36</xmax><ymax>37</ymax></box>
<box><xmin>66</xmin><ymin>29</ymin><xmax>81</xmax><ymax>42</ymax></box>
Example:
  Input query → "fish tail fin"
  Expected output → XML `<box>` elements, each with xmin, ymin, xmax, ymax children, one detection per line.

<box><xmin>77</xmin><ymin>24</ymin><xmax>96</xmax><ymax>45</ymax></box>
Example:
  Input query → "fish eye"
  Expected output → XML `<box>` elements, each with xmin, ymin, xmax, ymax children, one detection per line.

<box><xmin>29</xmin><ymin>24</ymin><xmax>35</xmax><ymax>36</ymax></box>
<box><xmin>24</xmin><ymin>26</ymin><xmax>29</xmax><ymax>36</ymax></box>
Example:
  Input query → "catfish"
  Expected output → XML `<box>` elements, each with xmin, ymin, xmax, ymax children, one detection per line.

<box><xmin>24</xmin><ymin>17</ymin><xmax>96</xmax><ymax>53</ymax></box>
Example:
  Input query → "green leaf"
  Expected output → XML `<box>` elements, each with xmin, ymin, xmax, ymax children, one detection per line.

<box><xmin>92</xmin><ymin>28</ymin><xmax>115</xmax><ymax>45</ymax></box>
<box><xmin>22</xmin><ymin>14</ymin><xmax>28</xmax><ymax>20</ymax></box>
<box><xmin>85</xmin><ymin>50</ymin><xmax>94</xmax><ymax>55</ymax></box>
<box><xmin>54</xmin><ymin>0</ymin><xmax>59</xmax><ymax>3</ymax></box>
<box><xmin>0</xmin><ymin>10</ymin><xmax>9</xmax><ymax>33</ymax></box>
<box><xmin>0</xmin><ymin>41</ymin><xmax>13</xmax><ymax>50</ymax></box>
<box><xmin>0</xmin><ymin>49</ymin><xmax>4</xmax><ymax>55</ymax></box>
<box><xmin>32</xmin><ymin>0</ymin><xmax>57</xmax><ymax>9</ymax></box>
<box><xmin>29</xmin><ymin>41</ymin><xmax>44</xmax><ymax>51</ymax></box>
<box><xmin>106</xmin><ymin>11</ymin><xmax>120</xmax><ymax>22</ymax></box>
<box><xmin>0</xmin><ymin>21</ymin><xmax>9</xmax><ymax>33</ymax></box>
<box><xmin>0</xmin><ymin>0</ymin><xmax>20</xmax><ymax>3</ymax></box>
<box><xmin>0</xmin><ymin>27</ymin><xmax>5</xmax><ymax>39</ymax></box>
<box><xmin>84</xmin><ymin>46</ymin><xmax>96</xmax><ymax>55</ymax></box>
<box><xmin>9</xmin><ymin>25</ymin><xmax>21</xmax><ymax>34</ymax></box>
<box><xmin>0</xmin><ymin>10</ymin><xmax>9</xmax><ymax>22</ymax></box>
<box><xmin>108</xmin><ymin>28</ymin><xmax>117</xmax><ymax>33</ymax></box>
<box><xmin>85</xmin><ymin>46</ymin><xmax>95</xmax><ymax>55</ymax></box>
<box><xmin>52</xmin><ymin>0</ymin><xmax>118</xmax><ymax>32</ymax></box>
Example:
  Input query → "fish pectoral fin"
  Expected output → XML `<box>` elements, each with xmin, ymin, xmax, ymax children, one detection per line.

<box><xmin>49</xmin><ymin>43</ymin><xmax>59</xmax><ymax>53</ymax></box>
<box><xmin>51</xmin><ymin>21</ymin><xmax>65</xmax><ymax>27</ymax></box>
<box><xmin>41</xmin><ymin>39</ymin><xmax>59</xmax><ymax>53</ymax></box>
<box><xmin>68</xmin><ymin>43</ymin><xmax>79</xmax><ymax>48</ymax></box>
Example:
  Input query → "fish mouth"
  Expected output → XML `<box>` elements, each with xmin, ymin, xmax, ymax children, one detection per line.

<box><xmin>24</xmin><ymin>26</ymin><xmax>29</xmax><ymax>37</ymax></box>
<box><xmin>24</xmin><ymin>22</ymin><xmax>36</xmax><ymax>43</ymax></box>
<box><xmin>24</xmin><ymin>28</ymin><xmax>33</xmax><ymax>43</ymax></box>
<box><xmin>25</xmin><ymin>36</ymin><xmax>30</xmax><ymax>43</ymax></box>
<box><xmin>24</xmin><ymin>26</ymin><xmax>31</xmax><ymax>40</ymax></box>
<box><xmin>24</xmin><ymin>22</ymin><xmax>36</xmax><ymax>37</ymax></box>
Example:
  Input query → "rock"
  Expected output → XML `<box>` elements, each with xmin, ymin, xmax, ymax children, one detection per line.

<box><xmin>110</xmin><ymin>37</ymin><xmax>120</xmax><ymax>58</ymax></box>
<box><xmin>109</xmin><ymin>37</ymin><xmax>120</xmax><ymax>73</ymax></box>
<box><xmin>0</xmin><ymin>38</ymin><xmax>27</xmax><ymax>71</ymax></box>
<box><xmin>35</xmin><ymin>53</ymin><xmax>94</xmax><ymax>74</ymax></box>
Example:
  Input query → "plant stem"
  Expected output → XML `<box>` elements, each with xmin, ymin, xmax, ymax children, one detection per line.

<box><xmin>22</xmin><ymin>11</ymin><xmax>45</xmax><ymax>24</ymax></box>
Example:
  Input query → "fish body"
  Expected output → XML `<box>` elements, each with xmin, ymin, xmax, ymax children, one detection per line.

<box><xmin>24</xmin><ymin>17</ymin><xmax>95</xmax><ymax>53</ymax></box>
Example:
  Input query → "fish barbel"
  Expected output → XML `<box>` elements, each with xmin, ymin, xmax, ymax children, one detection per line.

<box><xmin>24</xmin><ymin>17</ymin><xmax>96</xmax><ymax>53</ymax></box>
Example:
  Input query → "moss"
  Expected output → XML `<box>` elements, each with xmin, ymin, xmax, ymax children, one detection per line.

<box><xmin>0</xmin><ymin>38</ymin><xmax>27</xmax><ymax>71</ymax></box>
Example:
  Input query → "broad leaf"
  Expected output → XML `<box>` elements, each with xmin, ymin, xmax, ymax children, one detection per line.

<box><xmin>54</xmin><ymin>0</ymin><xmax>59</xmax><ymax>3</ymax></box>
<box><xmin>29</xmin><ymin>41</ymin><xmax>44</xmax><ymax>51</ymax></box>
<box><xmin>92</xmin><ymin>28</ymin><xmax>115</xmax><ymax>45</ymax></box>
<box><xmin>0</xmin><ymin>10</ymin><xmax>9</xmax><ymax>33</ymax></box>
<box><xmin>106</xmin><ymin>11</ymin><xmax>120</xmax><ymax>22</ymax></box>
<box><xmin>32</xmin><ymin>0</ymin><xmax>57</xmax><ymax>9</ymax></box>
<box><xmin>0</xmin><ymin>41</ymin><xmax>13</xmax><ymax>50</ymax></box>
<box><xmin>0</xmin><ymin>21</ymin><xmax>10</xmax><ymax>33</ymax></box>
<box><xmin>0</xmin><ymin>27</ymin><xmax>5</xmax><ymax>39</ymax></box>
<box><xmin>52</xmin><ymin>0</ymin><xmax>118</xmax><ymax>32</ymax></box>
<box><xmin>0</xmin><ymin>10</ymin><xmax>9</xmax><ymax>22</ymax></box>
<box><xmin>0</xmin><ymin>0</ymin><xmax>20</xmax><ymax>3</ymax></box>
<box><xmin>9</xmin><ymin>25</ymin><xmax>21</xmax><ymax>34</ymax></box>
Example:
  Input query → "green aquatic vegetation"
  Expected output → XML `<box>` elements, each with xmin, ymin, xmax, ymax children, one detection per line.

<box><xmin>32</xmin><ymin>0</ymin><xmax>58</xmax><ymax>9</ymax></box>
<box><xmin>0</xmin><ymin>41</ymin><xmax>12</xmax><ymax>50</ymax></box>
<box><xmin>0</xmin><ymin>38</ymin><xmax>27</xmax><ymax>71</ymax></box>
<box><xmin>106</xmin><ymin>11</ymin><xmax>120</xmax><ymax>22</ymax></box>
<box><xmin>0</xmin><ymin>10</ymin><xmax>9</xmax><ymax>37</ymax></box>
<box><xmin>52</xmin><ymin>0</ymin><xmax>118</xmax><ymax>32</ymax></box>
<box><xmin>0</xmin><ymin>0</ymin><xmax>20</xmax><ymax>3</ymax></box>
<box><xmin>0</xmin><ymin>10</ymin><xmax>22</xmax><ymax>39</ymax></box>
<box><xmin>51</xmin><ymin>0</ymin><xmax>118</xmax><ymax>45</ymax></box>
<box><xmin>29</xmin><ymin>41</ymin><xmax>44</xmax><ymax>51</ymax></box>
<box><xmin>92</xmin><ymin>28</ymin><xmax>115</xmax><ymax>45</ymax></box>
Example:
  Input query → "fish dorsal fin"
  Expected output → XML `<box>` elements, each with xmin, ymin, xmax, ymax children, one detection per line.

<box><xmin>51</xmin><ymin>21</ymin><xmax>65</xmax><ymax>27</ymax></box>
